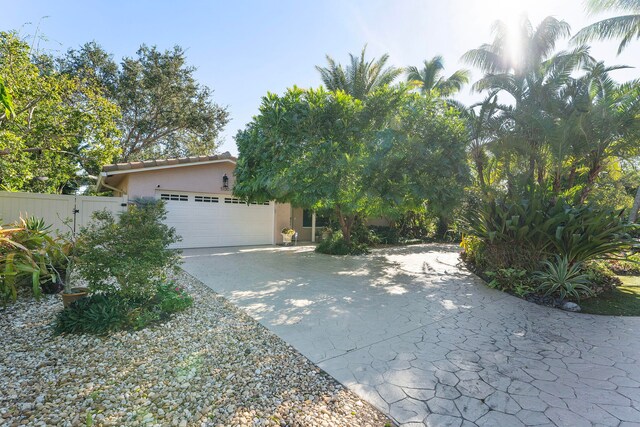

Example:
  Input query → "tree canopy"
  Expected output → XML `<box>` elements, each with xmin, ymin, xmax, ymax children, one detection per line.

<box><xmin>234</xmin><ymin>85</ymin><xmax>469</xmax><ymax>243</ymax></box>
<box><xmin>458</xmin><ymin>16</ymin><xmax>640</xmax><ymax>206</ymax></box>
<box><xmin>0</xmin><ymin>32</ymin><xmax>120</xmax><ymax>193</ymax></box>
<box><xmin>59</xmin><ymin>42</ymin><xmax>229</xmax><ymax>161</ymax></box>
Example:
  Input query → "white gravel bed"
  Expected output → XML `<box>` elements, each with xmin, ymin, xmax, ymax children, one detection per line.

<box><xmin>0</xmin><ymin>271</ymin><xmax>392</xmax><ymax>427</ymax></box>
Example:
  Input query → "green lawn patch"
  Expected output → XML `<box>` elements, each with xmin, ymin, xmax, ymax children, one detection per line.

<box><xmin>580</xmin><ymin>276</ymin><xmax>640</xmax><ymax>316</ymax></box>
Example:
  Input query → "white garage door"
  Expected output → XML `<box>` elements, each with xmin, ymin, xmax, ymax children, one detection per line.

<box><xmin>159</xmin><ymin>192</ymin><xmax>274</xmax><ymax>249</ymax></box>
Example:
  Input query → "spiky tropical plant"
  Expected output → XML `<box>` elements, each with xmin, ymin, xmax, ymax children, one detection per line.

<box><xmin>315</xmin><ymin>46</ymin><xmax>402</xmax><ymax>100</ymax></box>
<box><xmin>573</xmin><ymin>0</ymin><xmax>640</xmax><ymax>54</ymax></box>
<box><xmin>534</xmin><ymin>255</ymin><xmax>593</xmax><ymax>301</ymax></box>
<box><xmin>405</xmin><ymin>55</ymin><xmax>470</xmax><ymax>96</ymax></box>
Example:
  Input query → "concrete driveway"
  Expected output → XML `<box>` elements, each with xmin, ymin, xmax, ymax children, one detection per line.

<box><xmin>182</xmin><ymin>244</ymin><xmax>640</xmax><ymax>427</ymax></box>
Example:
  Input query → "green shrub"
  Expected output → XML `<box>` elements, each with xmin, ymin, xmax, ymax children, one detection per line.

<box><xmin>351</xmin><ymin>221</ymin><xmax>380</xmax><ymax>246</ymax></box>
<box><xmin>54</xmin><ymin>281</ymin><xmax>193</xmax><ymax>335</ymax></box>
<box><xmin>485</xmin><ymin>268</ymin><xmax>536</xmax><ymax>297</ymax></box>
<box><xmin>393</xmin><ymin>210</ymin><xmax>434</xmax><ymax>241</ymax></box>
<box><xmin>368</xmin><ymin>226</ymin><xmax>400</xmax><ymax>245</ymax></box>
<box><xmin>609</xmin><ymin>253</ymin><xmax>640</xmax><ymax>275</ymax></box>
<box><xmin>584</xmin><ymin>261</ymin><xmax>622</xmax><ymax>295</ymax></box>
<box><xmin>55</xmin><ymin>293</ymin><xmax>129</xmax><ymax>335</ymax></box>
<box><xmin>316</xmin><ymin>231</ymin><xmax>370</xmax><ymax>255</ymax></box>
<box><xmin>534</xmin><ymin>256</ymin><xmax>594</xmax><ymax>301</ymax></box>
<box><xmin>462</xmin><ymin>191</ymin><xmax>637</xmax><ymax>270</ymax></box>
<box><xmin>156</xmin><ymin>282</ymin><xmax>194</xmax><ymax>313</ymax></box>
<box><xmin>76</xmin><ymin>199</ymin><xmax>180</xmax><ymax>300</ymax></box>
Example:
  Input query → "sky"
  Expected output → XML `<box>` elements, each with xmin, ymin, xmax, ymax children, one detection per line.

<box><xmin>5</xmin><ymin>0</ymin><xmax>640</xmax><ymax>156</ymax></box>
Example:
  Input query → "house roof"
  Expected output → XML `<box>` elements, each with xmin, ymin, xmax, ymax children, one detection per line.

<box><xmin>101</xmin><ymin>151</ymin><xmax>237</xmax><ymax>173</ymax></box>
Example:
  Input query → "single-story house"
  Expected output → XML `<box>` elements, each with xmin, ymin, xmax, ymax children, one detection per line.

<box><xmin>97</xmin><ymin>152</ymin><xmax>328</xmax><ymax>249</ymax></box>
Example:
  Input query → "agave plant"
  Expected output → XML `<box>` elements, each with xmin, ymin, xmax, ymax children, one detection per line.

<box><xmin>534</xmin><ymin>256</ymin><xmax>594</xmax><ymax>301</ymax></box>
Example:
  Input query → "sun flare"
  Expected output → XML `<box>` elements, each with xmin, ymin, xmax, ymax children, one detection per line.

<box><xmin>479</xmin><ymin>0</ymin><xmax>535</xmax><ymax>69</ymax></box>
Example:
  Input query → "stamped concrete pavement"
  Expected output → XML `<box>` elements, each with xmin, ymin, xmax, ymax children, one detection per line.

<box><xmin>182</xmin><ymin>244</ymin><xmax>640</xmax><ymax>427</ymax></box>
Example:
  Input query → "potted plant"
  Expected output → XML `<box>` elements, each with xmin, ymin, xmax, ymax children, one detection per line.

<box><xmin>321</xmin><ymin>226</ymin><xmax>332</xmax><ymax>241</ymax></box>
<box><xmin>51</xmin><ymin>233</ymin><xmax>89</xmax><ymax>308</ymax></box>
<box><xmin>281</xmin><ymin>227</ymin><xmax>296</xmax><ymax>244</ymax></box>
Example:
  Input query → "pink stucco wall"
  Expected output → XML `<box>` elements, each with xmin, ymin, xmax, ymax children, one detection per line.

<box><xmin>122</xmin><ymin>161</ymin><xmax>236</xmax><ymax>198</ymax></box>
<box><xmin>274</xmin><ymin>203</ymin><xmax>292</xmax><ymax>244</ymax></box>
<box><xmin>109</xmin><ymin>162</ymin><xmax>294</xmax><ymax>245</ymax></box>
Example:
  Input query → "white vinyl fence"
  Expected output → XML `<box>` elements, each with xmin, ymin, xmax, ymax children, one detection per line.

<box><xmin>0</xmin><ymin>191</ymin><xmax>128</xmax><ymax>235</ymax></box>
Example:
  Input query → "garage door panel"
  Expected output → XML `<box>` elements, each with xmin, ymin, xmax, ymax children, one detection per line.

<box><xmin>161</xmin><ymin>193</ymin><xmax>274</xmax><ymax>248</ymax></box>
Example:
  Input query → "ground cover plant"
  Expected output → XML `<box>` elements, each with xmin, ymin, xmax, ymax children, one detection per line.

<box><xmin>54</xmin><ymin>282</ymin><xmax>192</xmax><ymax>335</ymax></box>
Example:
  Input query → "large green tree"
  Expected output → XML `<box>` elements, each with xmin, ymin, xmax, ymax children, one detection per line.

<box><xmin>234</xmin><ymin>86</ymin><xmax>468</xmax><ymax>243</ymax></box>
<box><xmin>60</xmin><ymin>43</ymin><xmax>229</xmax><ymax>161</ymax></box>
<box><xmin>0</xmin><ymin>32</ymin><xmax>120</xmax><ymax>193</ymax></box>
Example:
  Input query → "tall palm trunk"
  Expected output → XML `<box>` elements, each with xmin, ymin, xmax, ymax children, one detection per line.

<box><xmin>629</xmin><ymin>185</ymin><xmax>640</xmax><ymax>223</ymax></box>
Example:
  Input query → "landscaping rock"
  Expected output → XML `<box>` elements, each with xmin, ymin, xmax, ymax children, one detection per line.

<box><xmin>561</xmin><ymin>302</ymin><xmax>581</xmax><ymax>312</ymax></box>
<box><xmin>0</xmin><ymin>271</ymin><xmax>392</xmax><ymax>426</ymax></box>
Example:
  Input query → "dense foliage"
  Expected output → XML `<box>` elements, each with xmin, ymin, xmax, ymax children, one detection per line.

<box><xmin>0</xmin><ymin>216</ymin><xmax>74</xmax><ymax>303</ymax></box>
<box><xmin>54</xmin><ymin>282</ymin><xmax>193</xmax><ymax>335</ymax></box>
<box><xmin>458</xmin><ymin>14</ymin><xmax>640</xmax><ymax>302</ymax></box>
<box><xmin>316</xmin><ymin>231</ymin><xmax>370</xmax><ymax>255</ymax></box>
<box><xmin>76</xmin><ymin>199</ymin><xmax>180</xmax><ymax>299</ymax></box>
<box><xmin>0</xmin><ymin>32</ymin><xmax>120</xmax><ymax>193</ymax></box>
<box><xmin>0</xmin><ymin>31</ymin><xmax>228</xmax><ymax>194</ymax></box>
<box><xmin>52</xmin><ymin>200</ymin><xmax>191</xmax><ymax>334</ymax></box>
<box><xmin>234</xmin><ymin>85</ymin><xmax>469</xmax><ymax>249</ymax></box>
<box><xmin>59</xmin><ymin>43</ymin><xmax>229</xmax><ymax>161</ymax></box>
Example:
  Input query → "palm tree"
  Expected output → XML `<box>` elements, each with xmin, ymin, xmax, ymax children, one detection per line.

<box><xmin>463</xmin><ymin>16</ymin><xmax>571</xmax><ymax>76</ymax></box>
<box><xmin>449</xmin><ymin>96</ymin><xmax>501</xmax><ymax>191</ymax></box>
<box><xmin>572</xmin><ymin>0</ymin><xmax>640</xmax><ymax>54</ymax></box>
<box><xmin>316</xmin><ymin>46</ymin><xmax>402</xmax><ymax>100</ymax></box>
<box><xmin>406</xmin><ymin>56</ymin><xmax>470</xmax><ymax>96</ymax></box>
<box><xmin>463</xmin><ymin>16</ymin><xmax>575</xmax><ymax>188</ymax></box>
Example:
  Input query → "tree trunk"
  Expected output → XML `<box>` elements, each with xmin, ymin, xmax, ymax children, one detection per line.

<box><xmin>476</xmin><ymin>159</ymin><xmax>486</xmax><ymax>191</ymax></box>
<box><xmin>528</xmin><ymin>155</ymin><xmax>536</xmax><ymax>184</ymax></box>
<box><xmin>472</xmin><ymin>143</ymin><xmax>487</xmax><ymax>192</ymax></box>
<box><xmin>567</xmin><ymin>164</ymin><xmax>577</xmax><ymax>190</ymax></box>
<box><xmin>579</xmin><ymin>163</ymin><xmax>602</xmax><ymax>205</ymax></box>
<box><xmin>537</xmin><ymin>161</ymin><xmax>545</xmax><ymax>186</ymax></box>
<box><xmin>629</xmin><ymin>185</ymin><xmax>640</xmax><ymax>224</ymax></box>
<box><xmin>552</xmin><ymin>170</ymin><xmax>562</xmax><ymax>195</ymax></box>
<box><xmin>436</xmin><ymin>216</ymin><xmax>449</xmax><ymax>240</ymax></box>
<box><xmin>336</xmin><ymin>206</ymin><xmax>354</xmax><ymax>245</ymax></box>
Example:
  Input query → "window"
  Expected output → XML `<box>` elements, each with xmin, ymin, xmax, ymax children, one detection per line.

<box><xmin>224</xmin><ymin>197</ymin><xmax>269</xmax><ymax>205</ymax></box>
<box><xmin>160</xmin><ymin>193</ymin><xmax>188</xmax><ymax>202</ymax></box>
<box><xmin>194</xmin><ymin>196</ymin><xmax>219</xmax><ymax>203</ymax></box>
<box><xmin>302</xmin><ymin>210</ymin><xmax>330</xmax><ymax>228</ymax></box>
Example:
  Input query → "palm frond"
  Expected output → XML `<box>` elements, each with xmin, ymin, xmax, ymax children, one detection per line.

<box><xmin>572</xmin><ymin>14</ymin><xmax>640</xmax><ymax>53</ymax></box>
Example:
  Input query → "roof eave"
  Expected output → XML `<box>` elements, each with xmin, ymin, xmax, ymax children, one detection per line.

<box><xmin>102</xmin><ymin>158</ymin><xmax>237</xmax><ymax>176</ymax></box>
